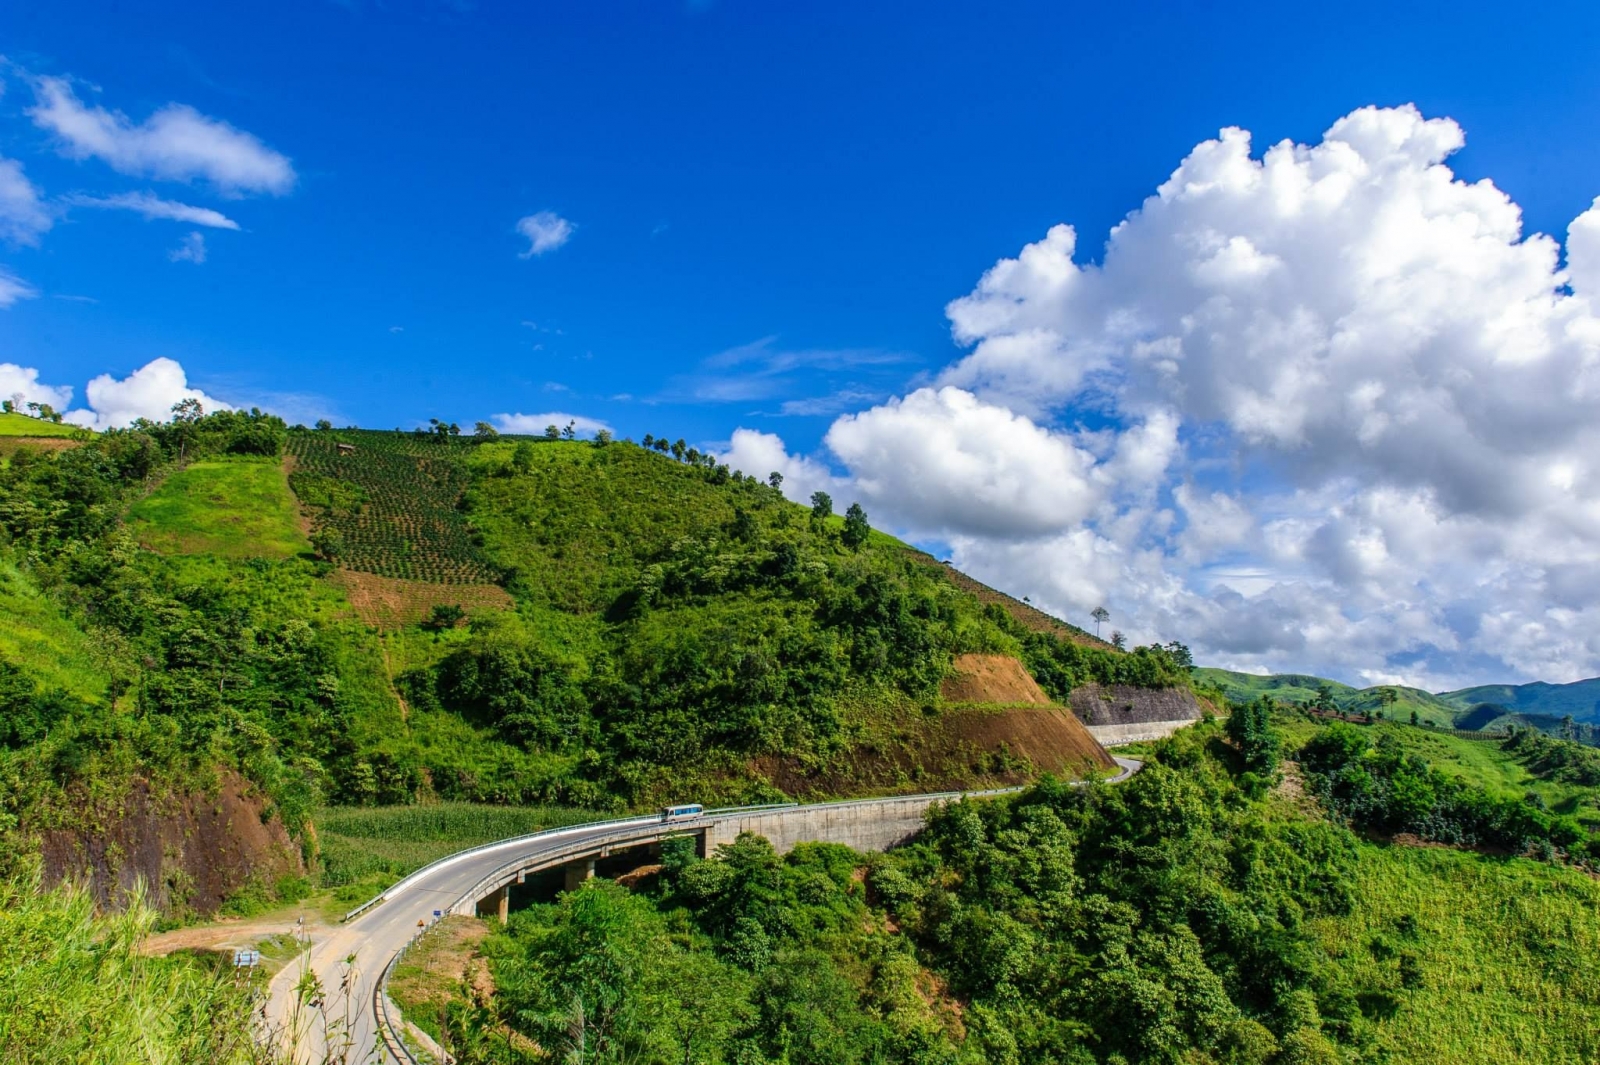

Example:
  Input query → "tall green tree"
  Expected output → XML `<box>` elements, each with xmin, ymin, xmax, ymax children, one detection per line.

<box><xmin>841</xmin><ymin>502</ymin><xmax>870</xmax><ymax>549</ymax></box>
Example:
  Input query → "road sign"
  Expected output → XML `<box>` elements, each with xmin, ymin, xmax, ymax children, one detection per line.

<box><xmin>233</xmin><ymin>949</ymin><xmax>261</xmax><ymax>968</ymax></box>
<box><xmin>433</xmin><ymin>909</ymin><xmax>442</xmax><ymax>918</ymax></box>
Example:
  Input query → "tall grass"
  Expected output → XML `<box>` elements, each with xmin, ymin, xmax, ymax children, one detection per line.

<box><xmin>1315</xmin><ymin>843</ymin><xmax>1600</xmax><ymax>1064</ymax></box>
<box><xmin>0</xmin><ymin>873</ymin><xmax>258</xmax><ymax>1064</ymax></box>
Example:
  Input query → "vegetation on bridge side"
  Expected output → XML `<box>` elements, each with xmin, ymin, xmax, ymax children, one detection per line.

<box><xmin>401</xmin><ymin>715</ymin><xmax>1600</xmax><ymax>1065</ymax></box>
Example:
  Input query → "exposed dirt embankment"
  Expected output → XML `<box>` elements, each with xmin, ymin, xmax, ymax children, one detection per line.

<box><xmin>757</xmin><ymin>703</ymin><xmax>1115</xmax><ymax>799</ymax></box>
<box><xmin>37</xmin><ymin>770</ymin><xmax>302</xmax><ymax>915</ymax></box>
<box><xmin>329</xmin><ymin>569</ymin><xmax>514</xmax><ymax>629</ymax></box>
<box><xmin>940</xmin><ymin>653</ymin><xmax>1052</xmax><ymax>705</ymax></box>
<box><xmin>1067</xmin><ymin>682</ymin><xmax>1206</xmax><ymax>726</ymax></box>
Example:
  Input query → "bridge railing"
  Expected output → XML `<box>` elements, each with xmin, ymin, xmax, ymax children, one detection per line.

<box><xmin>342</xmin><ymin>803</ymin><xmax>798</xmax><ymax>923</ymax></box>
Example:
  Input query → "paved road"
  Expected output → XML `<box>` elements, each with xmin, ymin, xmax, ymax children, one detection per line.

<box><xmin>264</xmin><ymin>761</ymin><xmax>1141</xmax><ymax>1064</ymax></box>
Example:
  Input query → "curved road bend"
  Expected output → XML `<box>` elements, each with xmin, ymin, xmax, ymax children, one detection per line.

<box><xmin>264</xmin><ymin>757</ymin><xmax>1141</xmax><ymax>1064</ymax></box>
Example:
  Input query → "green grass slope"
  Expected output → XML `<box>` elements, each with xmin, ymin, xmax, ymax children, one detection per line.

<box><xmin>126</xmin><ymin>457</ymin><xmax>309</xmax><ymax>558</ymax></box>
<box><xmin>0</xmin><ymin>412</ymin><xmax>88</xmax><ymax>438</ymax></box>
<box><xmin>0</xmin><ymin>558</ymin><xmax>112</xmax><ymax>705</ymax></box>
<box><xmin>1315</xmin><ymin>844</ymin><xmax>1600</xmax><ymax>1064</ymax></box>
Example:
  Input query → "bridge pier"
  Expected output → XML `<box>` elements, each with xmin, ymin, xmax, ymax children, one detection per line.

<box><xmin>475</xmin><ymin>883</ymin><xmax>512</xmax><ymax>925</ymax></box>
<box><xmin>563</xmin><ymin>858</ymin><xmax>595</xmax><ymax>892</ymax></box>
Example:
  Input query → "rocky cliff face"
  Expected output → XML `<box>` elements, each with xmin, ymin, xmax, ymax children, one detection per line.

<box><xmin>37</xmin><ymin>770</ymin><xmax>302</xmax><ymax>915</ymax></box>
<box><xmin>1068</xmin><ymin>683</ymin><xmax>1206</xmax><ymax>726</ymax></box>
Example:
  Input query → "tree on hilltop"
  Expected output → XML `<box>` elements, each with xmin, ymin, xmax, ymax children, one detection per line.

<box><xmin>474</xmin><ymin>421</ymin><xmax>499</xmax><ymax>439</ymax></box>
<box><xmin>544</xmin><ymin>424</ymin><xmax>560</xmax><ymax>440</ymax></box>
<box><xmin>810</xmin><ymin>491</ymin><xmax>832</xmax><ymax>520</ymax></box>
<box><xmin>672</xmin><ymin>439</ymin><xmax>687</xmax><ymax>460</ymax></box>
<box><xmin>685</xmin><ymin>447</ymin><xmax>701</xmax><ymax>465</ymax></box>
<box><xmin>642</xmin><ymin>434</ymin><xmax>655</xmax><ymax>449</ymax></box>
<box><xmin>842</xmin><ymin>502</ymin><xmax>870</xmax><ymax>549</ymax></box>
<box><xmin>1111</xmin><ymin>631</ymin><xmax>1127</xmax><ymax>651</ymax></box>
<box><xmin>768</xmin><ymin>471</ymin><xmax>783</xmax><ymax>491</ymax></box>
<box><xmin>562</xmin><ymin>421</ymin><xmax>577</xmax><ymax>440</ymax></box>
<box><xmin>1091</xmin><ymin>606</ymin><xmax>1110</xmax><ymax>638</ymax></box>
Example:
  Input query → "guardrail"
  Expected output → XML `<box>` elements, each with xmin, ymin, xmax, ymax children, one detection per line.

<box><xmin>374</xmin><ymin>944</ymin><xmax>421</xmax><ymax>1065</ymax></box>
<box><xmin>342</xmin><ymin>803</ymin><xmax>798</xmax><ymax>923</ymax></box>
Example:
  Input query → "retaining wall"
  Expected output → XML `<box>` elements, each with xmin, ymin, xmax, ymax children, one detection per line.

<box><xmin>1086</xmin><ymin>720</ymin><xmax>1197</xmax><ymax>746</ymax></box>
<box><xmin>702</xmin><ymin>794</ymin><xmax>951</xmax><ymax>854</ymax></box>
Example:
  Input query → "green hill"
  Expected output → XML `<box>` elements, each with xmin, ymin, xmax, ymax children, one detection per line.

<box><xmin>0</xmin><ymin>415</ymin><xmax>1191</xmax><ymax>913</ymax></box>
<box><xmin>1195</xmin><ymin>666</ymin><xmax>1600</xmax><ymax>735</ymax></box>
<box><xmin>1439</xmin><ymin>678</ymin><xmax>1600</xmax><ymax>723</ymax></box>
<box><xmin>1193</xmin><ymin>666</ymin><xmax>1460</xmax><ymax>725</ymax></box>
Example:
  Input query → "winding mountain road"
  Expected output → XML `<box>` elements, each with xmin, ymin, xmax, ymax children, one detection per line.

<box><xmin>263</xmin><ymin>757</ymin><xmax>1141</xmax><ymax>1064</ymax></box>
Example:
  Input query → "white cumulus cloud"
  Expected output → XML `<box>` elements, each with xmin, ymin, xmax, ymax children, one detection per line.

<box><xmin>28</xmin><ymin>75</ymin><xmax>295</xmax><ymax>195</ymax></box>
<box><xmin>0</xmin><ymin>363</ymin><xmax>73</xmax><ymax>411</ymax></box>
<box><xmin>516</xmin><ymin>211</ymin><xmax>575</xmax><ymax>257</ymax></box>
<box><xmin>64</xmin><ymin>357</ymin><xmax>229</xmax><ymax>431</ymax></box>
<box><xmin>733</xmin><ymin>105</ymin><xmax>1600</xmax><ymax>688</ymax></box>
<box><xmin>492</xmin><ymin>411</ymin><xmax>610</xmax><ymax>436</ymax></box>
<box><xmin>714</xmin><ymin>428</ymin><xmax>848</xmax><ymax>505</ymax></box>
<box><xmin>917</xmin><ymin>103</ymin><xmax>1600</xmax><ymax>686</ymax></box>
<box><xmin>826</xmin><ymin>387</ymin><xmax>1103</xmax><ymax>539</ymax></box>
<box><xmin>65</xmin><ymin>191</ymin><xmax>240</xmax><ymax>229</ymax></box>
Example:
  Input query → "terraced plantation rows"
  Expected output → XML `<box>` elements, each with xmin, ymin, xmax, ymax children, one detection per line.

<box><xmin>286</xmin><ymin>429</ymin><xmax>502</xmax><ymax>583</ymax></box>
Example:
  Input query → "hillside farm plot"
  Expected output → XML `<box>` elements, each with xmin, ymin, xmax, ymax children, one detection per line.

<box><xmin>127</xmin><ymin>458</ymin><xmax>309</xmax><ymax>559</ymax></box>
<box><xmin>287</xmin><ymin>430</ymin><xmax>501</xmax><ymax>583</ymax></box>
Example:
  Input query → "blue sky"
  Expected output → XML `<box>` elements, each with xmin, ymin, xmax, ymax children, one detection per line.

<box><xmin>4</xmin><ymin>2</ymin><xmax>1600</xmax><ymax>688</ymax></box>
<box><xmin>3</xmin><ymin>1</ymin><xmax>1597</xmax><ymax>439</ymax></box>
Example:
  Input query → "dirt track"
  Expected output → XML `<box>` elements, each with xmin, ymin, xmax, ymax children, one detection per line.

<box><xmin>141</xmin><ymin>907</ymin><xmax>331</xmax><ymax>957</ymax></box>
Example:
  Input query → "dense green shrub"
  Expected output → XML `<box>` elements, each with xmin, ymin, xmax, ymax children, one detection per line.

<box><xmin>1300</xmin><ymin>723</ymin><xmax>1593</xmax><ymax>859</ymax></box>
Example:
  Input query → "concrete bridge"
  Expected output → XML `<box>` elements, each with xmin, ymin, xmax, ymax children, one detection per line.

<box><xmin>263</xmin><ymin>759</ymin><xmax>1140</xmax><ymax>1064</ymax></box>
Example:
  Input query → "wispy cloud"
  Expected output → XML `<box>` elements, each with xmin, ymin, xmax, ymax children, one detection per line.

<box><xmin>0</xmin><ymin>268</ymin><xmax>38</xmax><ymax>307</ymax></box>
<box><xmin>0</xmin><ymin>156</ymin><xmax>52</xmax><ymax>245</ymax></box>
<box><xmin>702</xmin><ymin>336</ymin><xmax>907</xmax><ymax>375</ymax></box>
<box><xmin>64</xmin><ymin>191</ymin><xmax>240</xmax><ymax>229</ymax></box>
<box><xmin>664</xmin><ymin>335</ymin><xmax>912</xmax><ymax>405</ymax></box>
<box><xmin>515</xmin><ymin>211</ymin><xmax>574</xmax><ymax>257</ymax></box>
<box><xmin>28</xmin><ymin>74</ymin><xmax>295</xmax><ymax>195</ymax></box>
<box><xmin>779</xmin><ymin>389</ymin><xmax>884</xmax><ymax>417</ymax></box>
<box><xmin>168</xmin><ymin>231</ymin><xmax>206</xmax><ymax>263</ymax></box>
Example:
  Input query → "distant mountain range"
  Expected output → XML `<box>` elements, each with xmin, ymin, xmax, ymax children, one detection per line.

<box><xmin>1193</xmin><ymin>668</ymin><xmax>1600</xmax><ymax>729</ymax></box>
